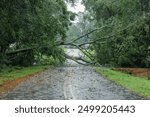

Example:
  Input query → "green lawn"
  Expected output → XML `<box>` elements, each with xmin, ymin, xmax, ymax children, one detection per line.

<box><xmin>0</xmin><ymin>65</ymin><xmax>49</xmax><ymax>85</ymax></box>
<box><xmin>96</xmin><ymin>68</ymin><xmax>150</xmax><ymax>99</ymax></box>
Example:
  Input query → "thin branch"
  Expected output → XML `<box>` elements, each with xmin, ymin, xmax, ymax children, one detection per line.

<box><xmin>63</xmin><ymin>43</ymin><xmax>94</xmax><ymax>61</ymax></box>
<box><xmin>77</xmin><ymin>20</ymin><xmax>141</xmax><ymax>47</ymax></box>
<box><xmin>64</xmin><ymin>54</ymin><xmax>96</xmax><ymax>66</ymax></box>
<box><xmin>78</xmin><ymin>38</ymin><xmax>108</xmax><ymax>47</ymax></box>
<box><xmin>6</xmin><ymin>45</ymin><xmax>49</xmax><ymax>56</ymax></box>
<box><xmin>6</xmin><ymin>47</ymin><xmax>34</xmax><ymax>55</ymax></box>
<box><xmin>81</xmin><ymin>47</ymin><xmax>95</xmax><ymax>60</ymax></box>
<box><xmin>55</xmin><ymin>25</ymin><xmax>111</xmax><ymax>46</ymax></box>
<box><xmin>63</xmin><ymin>19</ymin><xmax>139</xmax><ymax>46</ymax></box>
<box><xmin>70</xmin><ymin>25</ymin><xmax>111</xmax><ymax>43</ymax></box>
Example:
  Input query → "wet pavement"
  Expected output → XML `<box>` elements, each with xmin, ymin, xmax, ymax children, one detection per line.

<box><xmin>0</xmin><ymin>49</ymin><xmax>145</xmax><ymax>100</ymax></box>
<box><xmin>0</xmin><ymin>66</ymin><xmax>144</xmax><ymax>100</ymax></box>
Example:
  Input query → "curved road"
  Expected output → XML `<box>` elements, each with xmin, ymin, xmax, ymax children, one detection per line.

<box><xmin>0</xmin><ymin>66</ymin><xmax>144</xmax><ymax>100</ymax></box>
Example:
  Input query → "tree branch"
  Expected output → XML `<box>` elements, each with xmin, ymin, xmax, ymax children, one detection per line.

<box><xmin>6</xmin><ymin>47</ymin><xmax>34</xmax><ymax>55</ymax></box>
<box><xmin>56</xmin><ymin>25</ymin><xmax>111</xmax><ymax>46</ymax></box>
<box><xmin>63</xmin><ymin>43</ymin><xmax>95</xmax><ymax>61</ymax></box>
<box><xmin>6</xmin><ymin>45</ymin><xmax>48</xmax><ymax>55</ymax></box>
<box><xmin>64</xmin><ymin>54</ymin><xmax>96</xmax><ymax>66</ymax></box>
<box><xmin>76</xmin><ymin>20</ymin><xmax>141</xmax><ymax>47</ymax></box>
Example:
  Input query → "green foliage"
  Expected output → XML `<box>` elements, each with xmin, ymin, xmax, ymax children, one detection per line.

<box><xmin>96</xmin><ymin>68</ymin><xmax>150</xmax><ymax>99</ymax></box>
<box><xmin>83</xmin><ymin>0</ymin><xmax>150</xmax><ymax>67</ymax></box>
<box><xmin>0</xmin><ymin>0</ymin><xmax>72</xmax><ymax>67</ymax></box>
<box><xmin>8</xmin><ymin>51</ymin><xmax>35</xmax><ymax>67</ymax></box>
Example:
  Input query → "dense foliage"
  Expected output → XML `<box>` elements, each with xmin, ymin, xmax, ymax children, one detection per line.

<box><xmin>1</xmin><ymin>0</ymin><xmax>150</xmax><ymax>68</ymax></box>
<box><xmin>0</xmin><ymin>0</ymin><xmax>73</xmax><ymax>67</ymax></box>
<box><xmin>82</xmin><ymin>0</ymin><xmax>150</xmax><ymax>67</ymax></box>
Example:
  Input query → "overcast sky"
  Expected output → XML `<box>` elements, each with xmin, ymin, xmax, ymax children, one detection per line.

<box><xmin>67</xmin><ymin>1</ymin><xmax>85</xmax><ymax>13</ymax></box>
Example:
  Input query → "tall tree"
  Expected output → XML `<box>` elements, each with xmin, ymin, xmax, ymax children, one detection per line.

<box><xmin>0</xmin><ymin>0</ymin><xmax>73</xmax><ymax>67</ymax></box>
<box><xmin>81</xmin><ymin>0</ymin><xmax>150</xmax><ymax>67</ymax></box>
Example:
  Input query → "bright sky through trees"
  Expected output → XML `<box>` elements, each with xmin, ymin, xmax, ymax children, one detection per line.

<box><xmin>67</xmin><ymin>0</ymin><xmax>85</xmax><ymax>13</ymax></box>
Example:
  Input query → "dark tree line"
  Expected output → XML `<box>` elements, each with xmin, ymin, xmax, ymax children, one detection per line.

<box><xmin>0</xmin><ymin>0</ymin><xmax>75</xmax><ymax>67</ymax></box>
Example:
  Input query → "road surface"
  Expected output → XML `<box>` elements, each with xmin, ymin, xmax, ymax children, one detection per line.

<box><xmin>0</xmin><ymin>49</ymin><xmax>144</xmax><ymax>100</ymax></box>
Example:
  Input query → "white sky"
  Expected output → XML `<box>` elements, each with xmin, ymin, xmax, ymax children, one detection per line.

<box><xmin>67</xmin><ymin>1</ymin><xmax>85</xmax><ymax>13</ymax></box>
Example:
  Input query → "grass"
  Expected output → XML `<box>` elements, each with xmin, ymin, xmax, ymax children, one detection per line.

<box><xmin>96</xmin><ymin>68</ymin><xmax>150</xmax><ymax>99</ymax></box>
<box><xmin>0</xmin><ymin>65</ymin><xmax>49</xmax><ymax>85</ymax></box>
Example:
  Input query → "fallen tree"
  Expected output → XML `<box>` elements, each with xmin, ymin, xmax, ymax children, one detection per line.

<box><xmin>4</xmin><ymin>18</ymin><xmax>146</xmax><ymax>66</ymax></box>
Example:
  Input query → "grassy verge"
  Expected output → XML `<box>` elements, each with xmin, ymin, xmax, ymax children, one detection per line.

<box><xmin>96</xmin><ymin>68</ymin><xmax>150</xmax><ymax>99</ymax></box>
<box><xmin>0</xmin><ymin>65</ymin><xmax>49</xmax><ymax>85</ymax></box>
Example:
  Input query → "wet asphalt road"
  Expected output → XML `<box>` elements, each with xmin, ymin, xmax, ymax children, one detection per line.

<box><xmin>0</xmin><ymin>66</ymin><xmax>144</xmax><ymax>100</ymax></box>
<box><xmin>0</xmin><ymin>49</ymin><xmax>145</xmax><ymax>100</ymax></box>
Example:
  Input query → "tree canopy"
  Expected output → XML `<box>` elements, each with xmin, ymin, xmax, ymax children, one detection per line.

<box><xmin>0</xmin><ymin>0</ymin><xmax>149</xmax><ymax>68</ymax></box>
<box><xmin>0</xmin><ymin>0</ymin><xmax>74</xmax><ymax>67</ymax></box>
<box><xmin>80</xmin><ymin>0</ymin><xmax>150</xmax><ymax>67</ymax></box>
